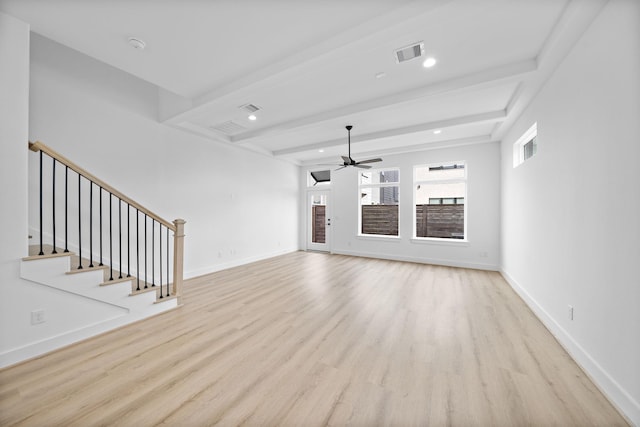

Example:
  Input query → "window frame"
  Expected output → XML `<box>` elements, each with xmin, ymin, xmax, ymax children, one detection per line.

<box><xmin>513</xmin><ymin>122</ymin><xmax>537</xmax><ymax>167</ymax></box>
<box><xmin>358</xmin><ymin>167</ymin><xmax>401</xmax><ymax>239</ymax></box>
<box><xmin>412</xmin><ymin>161</ymin><xmax>468</xmax><ymax>243</ymax></box>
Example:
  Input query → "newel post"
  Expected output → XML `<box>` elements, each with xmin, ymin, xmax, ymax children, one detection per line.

<box><xmin>172</xmin><ymin>219</ymin><xmax>186</xmax><ymax>303</ymax></box>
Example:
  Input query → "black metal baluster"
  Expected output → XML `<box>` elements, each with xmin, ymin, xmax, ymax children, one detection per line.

<box><xmin>166</xmin><ymin>227</ymin><xmax>170</xmax><ymax>297</ymax></box>
<box><xmin>99</xmin><ymin>187</ymin><xmax>103</xmax><ymax>265</ymax></box>
<box><xmin>77</xmin><ymin>174</ymin><xmax>83</xmax><ymax>269</ymax></box>
<box><xmin>136</xmin><ymin>209</ymin><xmax>140</xmax><ymax>291</ymax></box>
<box><xmin>109</xmin><ymin>193</ymin><xmax>113</xmax><ymax>280</ymax></box>
<box><xmin>151</xmin><ymin>219</ymin><xmax>155</xmax><ymax>287</ymax></box>
<box><xmin>89</xmin><ymin>182</ymin><xmax>94</xmax><ymax>267</ymax></box>
<box><xmin>118</xmin><ymin>199</ymin><xmax>122</xmax><ymax>279</ymax></box>
<box><xmin>127</xmin><ymin>204</ymin><xmax>131</xmax><ymax>277</ymax></box>
<box><xmin>64</xmin><ymin>166</ymin><xmax>69</xmax><ymax>253</ymax></box>
<box><xmin>38</xmin><ymin>151</ymin><xmax>43</xmax><ymax>255</ymax></box>
<box><xmin>159</xmin><ymin>224</ymin><xmax>163</xmax><ymax>299</ymax></box>
<box><xmin>51</xmin><ymin>158</ymin><xmax>57</xmax><ymax>254</ymax></box>
<box><xmin>144</xmin><ymin>215</ymin><xmax>148</xmax><ymax>289</ymax></box>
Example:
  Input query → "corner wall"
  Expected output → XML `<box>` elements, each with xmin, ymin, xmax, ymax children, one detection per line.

<box><xmin>0</xmin><ymin>13</ymin><xmax>131</xmax><ymax>368</ymax></box>
<box><xmin>1</xmin><ymin>28</ymin><xmax>299</xmax><ymax>367</ymax></box>
<box><xmin>500</xmin><ymin>0</ymin><xmax>640</xmax><ymax>423</ymax></box>
<box><xmin>28</xmin><ymin>34</ymin><xmax>300</xmax><ymax>280</ymax></box>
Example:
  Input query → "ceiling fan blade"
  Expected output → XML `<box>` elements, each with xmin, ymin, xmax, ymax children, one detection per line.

<box><xmin>334</xmin><ymin>166</ymin><xmax>347</xmax><ymax>171</ymax></box>
<box><xmin>341</xmin><ymin>156</ymin><xmax>351</xmax><ymax>164</ymax></box>
<box><xmin>356</xmin><ymin>158</ymin><xmax>382</xmax><ymax>164</ymax></box>
<box><xmin>354</xmin><ymin>164</ymin><xmax>372</xmax><ymax>169</ymax></box>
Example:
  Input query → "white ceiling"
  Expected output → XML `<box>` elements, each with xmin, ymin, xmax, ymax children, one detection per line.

<box><xmin>0</xmin><ymin>0</ymin><xmax>607</xmax><ymax>165</ymax></box>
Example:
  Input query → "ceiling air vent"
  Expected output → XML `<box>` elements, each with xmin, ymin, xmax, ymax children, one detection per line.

<box><xmin>209</xmin><ymin>120</ymin><xmax>247</xmax><ymax>135</ymax></box>
<box><xmin>394</xmin><ymin>41</ymin><xmax>424</xmax><ymax>64</ymax></box>
<box><xmin>239</xmin><ymin>103</ymin><xmax>261</xmax><ymax>113</ymax></box>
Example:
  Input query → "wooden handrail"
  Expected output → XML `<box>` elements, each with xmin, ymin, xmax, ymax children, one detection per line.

<box><xmin>29</xmin><ymin>141</ymin><xmax>175</xmax><ymax>231</ymax></box>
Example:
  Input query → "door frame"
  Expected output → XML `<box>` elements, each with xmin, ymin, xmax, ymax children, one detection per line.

<box><xmin>306</xmin><ymin>189</ymin><xmax>331</xmax><ymax>252</ymax></box>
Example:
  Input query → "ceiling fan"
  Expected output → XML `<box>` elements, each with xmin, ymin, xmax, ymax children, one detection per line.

<box><xmin>334</xmin><ymin>125</ymin><xmax>382</xmax><ymax>170</ymax></box>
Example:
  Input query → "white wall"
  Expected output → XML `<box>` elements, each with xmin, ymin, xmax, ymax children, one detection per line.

<box><xmin>302</xmin><ymin>142</ymin><xmax>501</xmax><ymax>270</ymax></box>
<box><xmin>28</xmin><ymin>34</ymin><xmax>300</xmax><ymax>279</ymax></box>
<box><xmin>500</xmin><ymin>0</ymin><xmax>640</xmax><ymax>424</ymax></box>
<box><xmin>0</xmin><ymin>13</ymin><xmax>130</xmax><ymax>368</ymax></box>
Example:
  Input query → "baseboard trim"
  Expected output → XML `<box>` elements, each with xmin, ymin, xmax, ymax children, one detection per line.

<box><xmin>331</xmin><ymin>248</ymin><xmax>499</xmax><ymax>271</ymax></box>
<box><xmin>184</xmin><ymin>247</ymin><xmax>300</xmax><ymax>279</ymax></box>
<box><xmin>0</xmin><ymin>312</ymin><xmax>127</xmax><ymax>369</ymax></box>
<box><xmin>500</xmin><ymin>269</ymin><xmax>639</xmax><ymax>426</ymax></box>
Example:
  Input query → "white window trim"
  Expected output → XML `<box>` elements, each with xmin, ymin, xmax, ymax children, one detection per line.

<box><xmin>358</xmin><ymin>167</ymin><xmax>401</xmax><ymax>238</ymax></box>
<box><xmin>513</xmin><ymin>122</ymin><xmax>537</xmax><ymax>168</ymax></box>
<box><xmin>413</xmin><ymin>161</ymin><xmax>467</xmax><ymax>242</ymax></box>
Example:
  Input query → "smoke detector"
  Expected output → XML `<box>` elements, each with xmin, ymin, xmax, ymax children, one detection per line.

<box><xmin>127</xmin><ymin>37</ymin><xmax>146</xmax><ymax>50</ymax></box>
<box><xmin>394</xmin><ymin>41</ymin><xmax>424</xmax><ymax>63</ymax></box>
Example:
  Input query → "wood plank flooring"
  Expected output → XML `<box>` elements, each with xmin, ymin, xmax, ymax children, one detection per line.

<box><xmin>0</xmin><ymin>252</ymin><xmax>628</xmax><ymax>426</ymax></box>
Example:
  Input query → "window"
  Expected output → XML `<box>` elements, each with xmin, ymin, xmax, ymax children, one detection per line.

<box><xmin>307</xmin><ymin>169</ymin><xmax>330</xmax><ymax>187</ymax></box>
<box><xmin>513</xmin><ymin>122</ymin><xmax>537</xmax><ymax>167</ymax></box>
<box><xmin>414</xmin><ymin>162</ymin><xmax>466</xmax><ymax>240</ymax></box>
<box><xmin>359</xmin><ymin>169</ymin><xmax>399</xmax><ymax>236</ymax></box>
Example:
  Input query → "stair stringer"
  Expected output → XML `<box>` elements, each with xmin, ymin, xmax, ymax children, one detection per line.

<box><xmin>20</xmin><ymin>256</ymin><xmax>177</xmax><ymax>320</ymax></box>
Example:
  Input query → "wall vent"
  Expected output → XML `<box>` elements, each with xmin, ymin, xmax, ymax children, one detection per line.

<box><xmin>209</xmin><ymin>120</ymin><xmax>247</xmax><ymax>135</ymax></box>
<box><xmin>394</xmin><ymin>41</ymin><xmax>424</xmax><ymax>63</ymax></box>
<box><xmin>239</xmin><ymin>103</ymin><xmax>261</xmax><ymax>113</ymax></box>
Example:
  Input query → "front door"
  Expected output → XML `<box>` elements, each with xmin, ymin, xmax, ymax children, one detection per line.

<box><xmin>307</xmin><ymin>191</ymin><xmax>331</xmax><ymax>252</ymax></box>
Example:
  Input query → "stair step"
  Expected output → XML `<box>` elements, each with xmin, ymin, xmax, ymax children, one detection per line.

<box><xmin>24</xmin><ymin>244</ymin><xmax>73</xmax><ymax>261</ymax></box>
<box><xmin>153</xmin><ymin>295</ymin><xmax>178</xmax><ymax>305</ymax></box>
<box><xmin>99</xmin><ymin>277</ymin><xmax>133</xmax><ymax>286</ymax></box>
<box><xmin>25</xmin><ymin>245</ymin><xmax>172</xmax><ymax>304</ymax></box>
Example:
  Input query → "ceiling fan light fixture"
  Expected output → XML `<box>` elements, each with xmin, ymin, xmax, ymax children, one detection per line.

<box><xmin>333</xmin><ymin>125</ymin><xmax>382</xmax><ymax>171</ymax></box>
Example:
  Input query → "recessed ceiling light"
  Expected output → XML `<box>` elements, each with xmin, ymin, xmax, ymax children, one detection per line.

<box><xmin>127</xmin><ymin>37</ymin><xmax>146</xmax><ymax>50</ymax></box>
<box><xmin>375</xmin><ymin>72</ymin><xmax>386</xmax><ymax>79</ymax></box>
<box><xmin>433</xmin><ymin>129</ymin><xmax>442</xmax><ymax>134</ymax></box>
<box><xmin>318</xmin><ymin>149</ymin><xmax>324</xmax><ymax>153</ymax></box>
<box><xmin>248</xmin><ymin>114</ymin><xmax>257</xmax><ymax>121</ymax></box>
<box><xmin>423</xmin><ymin>57</ymin><xmax>437</xmax><ymax>68</ymax></box>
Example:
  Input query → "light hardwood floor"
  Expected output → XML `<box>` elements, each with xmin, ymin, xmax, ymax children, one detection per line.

<box><xmin>0</xmin><ymin>252</ymin><xmax>628</xmax><ymax>426</ymax></box>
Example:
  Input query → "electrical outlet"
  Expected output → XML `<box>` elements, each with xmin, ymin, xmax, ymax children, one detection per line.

<box><xmin>568</xmin><ymin>305</ymin><xmax>574</xmax><ymax>321</ymax></box>
<box><xmin>31</xmin><ymin>310</ymin><xmax>45</xmax><ymax>325</ymax></box>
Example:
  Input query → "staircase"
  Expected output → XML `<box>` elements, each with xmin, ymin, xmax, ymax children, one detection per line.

<box><xmin>24</xmin><ymin>141</ymin><xmax>185</xmax><ymax>329</ymax></box>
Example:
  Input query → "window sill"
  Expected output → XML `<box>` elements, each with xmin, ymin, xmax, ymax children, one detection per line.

<box><xmin>357</xmin><ymin>234</ymin><xmax>401</xmax><ymax>242</ymax></box>
<box><xmin>410</xmin><ymin>237</ymin><xmax>469</xmax><ymax>247</ymax></box>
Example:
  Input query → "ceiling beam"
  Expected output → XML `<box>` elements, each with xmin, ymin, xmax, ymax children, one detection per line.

<box><xmin>233</xmin><ymin>59</ymin><xmax>535</xmax><ymax>144</ymax></box>
<box><xmin>161</xmin><ymin>0</ymin><xmax>452</xmax><ymax>123</ymax></box>
<box><xmin>273</xmin><ymin>110</ymin><xmax>506</xmax><ymax>156</ymax></box>
<box><xmin>300</xmin><ymin>135</ymin><xmax>495</xmax><ymax>166</ymax></box>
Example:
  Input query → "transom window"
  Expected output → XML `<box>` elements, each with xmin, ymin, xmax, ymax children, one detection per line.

<box><xmin>359</xmin><ymin>169</ymin><xmax>399</xmax><ymax>237</ymax></box>
<box><xmin>307</xmin><ymin>170</ymin><xmax>330</xmax><ymax>187</ymax></box>
<box><xmin>513</xmin><ymin>122</ymin><xmax>537</xmax><ymax>167</ymax></box>
<box><xmin>414</xmin><ymin>162</ymin><xmax>466</xmax><ymax>240</ymax></box>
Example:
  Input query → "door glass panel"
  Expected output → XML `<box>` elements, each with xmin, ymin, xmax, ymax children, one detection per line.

<box><xmin>311</xmin><ymin>194</ymin><xmax>327</xmax><ymax>243</ymax></box>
